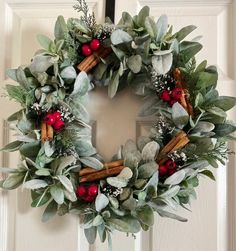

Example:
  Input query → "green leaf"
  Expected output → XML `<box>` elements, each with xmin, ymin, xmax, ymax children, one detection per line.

<box><xmin>137</xmin><ymin>6</ymin><xmax>150</xmax><ymax>26</ymax></box>
<box><xmin>57</xmin><ymin>175</ymin><xmax>74</xmax><ymax>193</ymax></box>
<box><xmin>172</xmin><ymin>102</ymin><xmax>189</xmax><ymax>129</ymax></box>
<box><xmin>207</xmin><ymin>107</ymin><xmax>226</xmax><ymax>118</ymax></box>
<box><xmin>6</xmin><ymin>85</ymin><xmax>26</xmax><ymax>104</ymax></box>
<box><xmin>29</xmin><ymin>55</ymin><xmax>58</xmax><ymax>73</ymax></box>
<box><xmin>107</xmin><ymin>177</ymin><xmax>128</xmax><ymax>188</ymax></box>
<box><xmin>23</xmin><ymin>179</ymin><xmax>48</xmax><ymax>189</ymax></box>
<box><xmin>216</xmin><ymin>96</ymin><xmax>236</xmax><ymax>111</ymax></box>
<box><xmin>108</xmin><ymin>70</ymin><xmax>120</xmax><ymax>98</ymax></box>
<box><xmin>71</xmin><ymin>71</ymin><xmax>90</xmax><ymax>96</ymax></box>
<box><xmin>0</xmin><ymin>141</ymin><xmax>23</xmax><ymax>152</ymax></box>
<box><xmin>44</xmin><ymin>141</ymin><xmax>55</xmax><ymax>157</ymax></box>
<box><xmin>16</xmin><ymin>67</ymin><xmax>29</xmax><ymax>89</ymax></box>
<box><xmin>107</xmin><ymin>216</ymin><xmax>141</xmax><ymax>233</ymax></box>
<box><xmin>35</xmin><ymin>169</ymin><xmax>51</xmax><ymax>176</ymax></box>
<box><xmin>156</xmin><ymin>15</ymin><xmax>168</xmax><ymax>42</ymax></box>
<box><xmin>136</xmin><ymin>205</ymin><xmax>154</xmax><ymax>226</ymax></box>
<box><xmin>175</xmin><ymin>25</ymin><xmax>197</xmax><ymax>42</ymax></box>
<box><xmin>60</xmin><ymin>66</ymin><xmax>77</xmax><ymax>79</ymax></box>
<box><xmin>56</xmin><ymin>155</ymin><xmax>76</xmax><ymax>175</ymax></box>
<box><xmin>180</xmin><ymin>41</ymin><xmax>202</xmax><ymax>63</ymax></box>
<box><xmin>120</xmin><ymin>11</ymin><xmax>134</xmax><ymax>28</ymax></box>
<box><xmin>157</xmin><ymin>209</ymin><xmax>187</xmax><ymax>222</ymax></box>
<box><xmin>42</xmin><ymin>200</ymin><xmax>58</xmax><ymax>222</ymax></box>
<box><xmin>111</xmin><ymin>29</ymin><xmax>132</xmax><ymax>45</ymax></box>
<box><xmin>95</xmin><ymin>193</ymin><xmax>109</xmax><ymax>212</ymax></box>
<box><xmin>6</xmin><ymin>68</ymin><xmax>18</xmax><ymax>81</ymax></box>
<box><xmin>160</xmin><ymin>185</ymin><xmax>180</xmax><ymax>198</ymax></box>
<box><xmin>200</xmin><ymin>170</ymin><xmax>215</xmax><ymax>181</ymax></box>
<box><xmin>164</xmin><ymin>170</ymin><xmax>186</xmax><ymax>185</ymax></box>
<box><xmin>192</xmin><ymin>121</ymin><xmax>215</xmax><ymax>133</ymax></box>
<box><xmin>75</xmin><ymin>140</ymin><xmax>97</xmax><ymax>157</ymax></box>
<box><xmin>2</xmin><ymin>173</ymin><xmax>25</xmax><ymax>189</ymax></box>
<box><xmin>31</xmin><ymin>191</ymin><xmax>51</xmax><ymax>207</ymax></box>
<box><xmin>50</xmin><ymin>185</ymin><xmax>64</xmax><ymax>205</ymax></box>
<box><xmin>117</xmin><ymin>167</ymin><xmax>133</xmax><ymax>180</ymax></box>
<box><xmin>93</xmin><ymin>215</ymin><xmax>104</xmax><ymax>227</ymax></box>
<box><xmin>196</xmin><ymin>71</ymin><xmax>218</xmax><ymax>89</ymax></box>
<box><xmin>142</xmin><ymin>141</ymin><xmax>160</xmax><ymax>161</ymax></box>
<box><xmin>37</xmin><ymin>34</ymin><xmax>52</xmax><ymax>50</ymax></box>
<box><xmin>20</xmin><ymin>141</ymin><xmax>41</xmax><ymax>158</ymax></box>
<box><xmin>54</xmin><ymin>15</ymin><xmax>67</xmax><ymax>40</ymax></box>
<box><xmin>84</xmin><ymin>227</ymin><xmax>97</xmax><ymax>244</ymax></box>
<box><xmin>80</xmin><ymin>157</ymin><xmax>103</xmax><ymax>170</ymax></box>
<box><xmin>213</xmin><ymin>123</ymin><xmax>236</xmax><ymax>137</ymax></box>
<box><xmin>152</xmin><ymin>53</ymin><xmax>173</xmax><ymax>75</ymax></box>
<box><xmin>138</xmin><ymin>161</ymin><xmax>157</xmax><ymax>179</ymax></box>
<box><xmin>127</xmin><ymin>55</ymin><xmax>142</xmax><ymax>73</ymax></box>
<box><xmin>145</xmin><ymin>16</ymin><xmax>157</xmax><ymax>38</ymax></box>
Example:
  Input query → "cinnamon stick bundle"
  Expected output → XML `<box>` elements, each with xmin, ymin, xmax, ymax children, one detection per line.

<box><xmin>79</xmin><ymin>160</ymin><xmax>124</xmax><ymax>176</ymax></box>
<box><xmin>173</xmin><ymin>68</ymin><xmax>194</xmax><ymax>117</ymax></box>
<box><xmin>157</xmin><ymin>131</ymin><xmax>190</xmax><ymax>165</ymax></box>
<box><xmin>41</xmin><ymin>122</ymin><xmax>53</xmax><ymax>143</ymax></box>
<box><xmin>80</xmin><ymin>165</ymin><xmax>125</xmax><ymax>183</ymax></box>
<box><xmin>77</xmin><ymin>47</ymin><xmax>112</xmax><ymax>73</ymax></box>
<box><xmin>79</xmin><ymin>131</ymin><xmax>190</xmax><ymax>183</ymax></box>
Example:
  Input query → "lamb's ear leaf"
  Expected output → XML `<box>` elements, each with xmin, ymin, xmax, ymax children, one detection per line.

<box><xmin>84</xmin><ymin>227</ymin><xmax>97</xmax><ymax>244</ymax></box>
<box><xmin>41</xmin><ymin>200</ymin><xmax>58</xmax><ymax>222</ymax></box>
<box><xmin>54</xmin><ymin>15</ymin><xmax>67</xmax><ymax>40</ymax></box>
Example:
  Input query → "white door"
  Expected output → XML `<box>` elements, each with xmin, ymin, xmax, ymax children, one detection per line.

<box><xmin>0</xmin><ymin>0</ymin><xmax>236</xmax><ymax>251</ymax></box>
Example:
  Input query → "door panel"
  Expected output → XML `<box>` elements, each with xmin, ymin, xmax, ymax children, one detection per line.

<box><xmin>0</xmin><ymin>1</ymin><xmax>235</xmax><ymax>251</ymax></box>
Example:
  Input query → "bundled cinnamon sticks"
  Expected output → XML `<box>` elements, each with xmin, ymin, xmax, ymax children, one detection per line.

<box><xmin>157</xmin><ymin>131</ymin><xmax>189</xmax><ymax>165</ymax></box>
<box><xmin>41</xmin><ymin>122</ymin><xmax>53</xmax><ymax>143</ymax></box>
<box><xmin>77</xmin><ymin>47</ymin><xmax>112</xmax><ymax>73</ymax></box>
<box><xmin>79</xmin><ymin>131</ymin><xmax>189</xmax><ymax>183</ymax></box>
<box><xmin>79</xmin><ymin>160</ymin><xmax>124</xmax><ymax>183</ymax></box>
<box><xmin>173</xmin><ymin>68</ymin><xmax>194</xmax><ymax>117</ymax></box>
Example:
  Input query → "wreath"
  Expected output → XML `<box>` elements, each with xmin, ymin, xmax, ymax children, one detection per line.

<box><xmin>1</xmin><ymin>1</ymin><xmax>236</xmax><ymax>247</ymax></box>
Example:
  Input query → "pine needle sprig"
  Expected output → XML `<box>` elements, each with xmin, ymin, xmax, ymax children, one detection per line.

<box><xmin>73</xmin><ymin>0</ymin><xmax>96</xmax><ymax>28</ymax></box>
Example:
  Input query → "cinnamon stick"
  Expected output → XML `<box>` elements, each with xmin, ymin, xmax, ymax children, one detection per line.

<box><xmin>157</xmin><ymin>131</ymin><xmax>189</xmax><ymax>164</ymax></box>
<box><xmin>173</xmin><ymin>68</ymin><xmax>194</xmax><ymax>117</ymax></box>
<box><xmin>41</xmin><ymin>122</ymin><xmax>47</xmax><ymax>143</ymax></box>
<box><xmin>47</xmin><ymin>124</ymin><xmax>54</xmax><ymax>141</ymax></box>
<box><xmin>41</xmin><ymin>122</ymin><xmax>54</xmax><ymax>143</ymax></box>
<box><xmin>77</xmin><ymin>47</ymin><xmax>112</xmax><ymax>73</ymax></box>
<box><xmin>80</xmin><ymin>165</ymin><xmax>125</xmax><ymax>183</ymax></box>
<box><xmin>79</xmin><ymin>160</ymin><xmax>124</xmax><ymax>176</ymax></box>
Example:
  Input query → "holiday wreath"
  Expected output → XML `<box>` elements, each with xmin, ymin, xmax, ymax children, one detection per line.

<box><xmin>1</xmin><ymin>0</ymin><xmax>236</xmax><ymax>247</ymax></box>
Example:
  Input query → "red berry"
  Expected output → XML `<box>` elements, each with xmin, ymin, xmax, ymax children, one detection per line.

<box><xmin>159</xmin><ymin>165</ymin><xmax>168</xmax><ymax>176</ymax></box>
<box><xmin>53</xmin><ymin>111</ymin><xmax>61</xmax><ymax>120</ymax></box>
<box><xmin>90</xmin><ymin>39</ymin><xmax>100</xmax><ymax>51</ymax></box>
<box><xmin>44</xmin><ymin>114</ymin><xmax>56</xmax><ymax>125</ymax></box>
<box><xmin>88</xmin><ymin>184</ymin><xmax>98</xmax><ymax>197</ymax></box>
<box><xmin>84</xmin><ymin>195</ymin><xmax>95</xmax><ymax>203</ymax></box>
<box><xmin>53</xmin><ymin>119</ymin><xmax>65</xmax><ymax>130</ymax></box>
<box><xmin>81</xmin><ymin>44</ymin><xmax>92</xmax><ymax>57</ymax></box>
<box><xmin>160</xmin><ymin>90</ymin><xmax>171</xmax><ymax>102</ymax></box>
<box><xmin>165</xmin><ymin>160</ymin><xmax>177</xmax><ymax>170</ymax></box>
<box><xmin>171</xmin><ymin>88</ymin><xmax>183</xmax><ymax>101</ymax></box>
<box><xmin>76</xmin><ymin>186</ymin><xmax>87</xmax><ymax>198</ymax></box>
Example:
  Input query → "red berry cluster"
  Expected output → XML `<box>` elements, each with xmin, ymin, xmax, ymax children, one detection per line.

<box><xmin>81</xmin><ymin>39</ymin><xmax>101</xmax><ymax>57</ymax></box>
<box><xmin>160</xmin><ymin>87</ymin><xmax>183</xmax><ymax>106</ymax></box>
<box><xmin>76</xmin><ymin>184</ymin><xmax>98</xmax><ymax>203</ymax></box>
<box><xmin>44</xmin><ymin>112</ymin><xmax>64</xmax><ymax>130</ymax></box>
<box><xmin>159</xmin><ymin>159</ymin><xmax>177</xmax><ymax>177</ymax></box>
